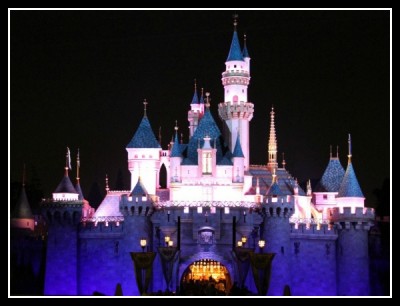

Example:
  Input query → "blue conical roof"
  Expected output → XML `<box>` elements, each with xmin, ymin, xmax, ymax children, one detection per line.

<box><xmin>242</xmin><ymin>43</ymin><xmax>250</xmax><ymax>58</ymax></box>
<box><xmin>75</xmin><ymin>182</ymin><xmax>84</xmax><ymax>200</ymax></box>
<box><xmin>191</xmin><ymin>90</ymin><xmax>199</xmax><ymax>104</ymax></box>
<box><xmin>337</xmin><ymin>162</ymin><xmax>364</xmax><ymax>197</ymax></box>
<box><xmin>226</xmin><ymin>30</ymin><xmax>244</xmax><ymax>62</ymax></box>
<box><xmin>130</xmin><ymin>177</ymin><xmax>148</xmax><ymax>196</ymax></box>
<box><xmin>266</xmin><ymin>181</ymin><xmax>284</xmax><ymax>196</ymax></box>
<box><xmin>183</xmin><ymin>109</ymin><xmax>224</xmax><ymax>165</ymax></box>
<box><xmin>315</xmin><ymin>158</ymin><xmax>345</xmax><ymax>192</ymax></box>
<box><xmin>12</xmin><ymin>186</ymin><xmax>33</xmax><ymax>219</ymax></box>
<box><xmin>170</xmin><ymin>132</ymin><xmax>182</xmax><ymax>158</ymax></box>
<box><xmin>54</xmin><ymin>174</ymin><xmax>78</xmax><ymax>194</ymax></box>
<box><xmin>232</xmin><ymin>135</ymin><xmax>244</xmax><ymax>158</ymax></box>
<box><xmin>127</xmin><ymin>116</ymin><xmax>161</xmax><ymax>148</ymax></box>
<box><xmin>199</xmin><ymin>92</ymin><xmax>204</xmax><ymax>104</ymax></box>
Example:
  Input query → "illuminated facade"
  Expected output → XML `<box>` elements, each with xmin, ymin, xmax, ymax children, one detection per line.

<box><xmin>11</xmin><ymin>19</ymin><xmax>376</xmax><ymax>296</ymax></box>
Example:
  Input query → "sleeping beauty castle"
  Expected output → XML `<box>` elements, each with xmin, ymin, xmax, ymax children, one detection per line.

<box><xmin>11</xmin><ymin>18</ymin><xmax>376</xmax><ymax>296</ymax></box>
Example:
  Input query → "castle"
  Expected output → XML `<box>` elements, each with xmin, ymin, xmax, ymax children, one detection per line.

<box><xmin>11</xmin><ymin>19</ymin><xmax>375</xmax><ymax>296</ymax></box>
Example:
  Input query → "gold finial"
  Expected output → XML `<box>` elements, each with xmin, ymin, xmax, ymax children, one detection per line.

<box><xmin>205</xmin><ymin>92</ymin><xmax>211</xmax><ymax>108</ymax></box>
<box><xmin>143</xmin><ymin>99</ymin><xmax>148</xmax><ymax>117</ymax></box>
<box><xmin>77</xmin><ymin>148</ymin><xmax>80</xmax><ymax>181</ymax></box>
<box><xmin>348</xmin><ymin>134</ymin><xmax>352</xmax><ymax>163</ymax></box>
<box><xmin>282</xmin><ymin>152</ymin><xmax>286</xmax><ymax>169</ymax></box>
<box><xmin>105</xmin><ymin>174</ymin><xmax>110</xmax><ymax>193</ymax></box>
<box><xmin>233</xmin><ymin>14</ymin><xmax>238</xmax><ymax>30</ymax></box>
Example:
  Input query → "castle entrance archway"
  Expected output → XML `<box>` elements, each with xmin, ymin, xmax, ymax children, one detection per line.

<box><xmin>180</xmin><ymin>259</ymin><xmax>232</xmax><ymax>295</ymax></box>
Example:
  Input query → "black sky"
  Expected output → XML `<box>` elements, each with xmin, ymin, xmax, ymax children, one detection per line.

<box><xmin>10</xmin><ymin>10</ymin><xmax>390</xmax><ymax>207</ymax></box>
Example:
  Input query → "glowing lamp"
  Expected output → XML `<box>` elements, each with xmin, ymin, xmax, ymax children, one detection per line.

<box><xmin>258</xmin><ymin>239</ymin><xmax>265</xmax><ymax>249</ymax></box>
<box><xmin>168</xmin><ymin>240</ymin><xmax>174</xmax><ymax>247</ymax></box>
<box><xmin>241</xmin><ymin>236</ymin><xmax>247</xmax><ymax>244</ymax></box>
<box><xmin>237</xmin><ymin>241</ymin><xmax>243</xmax><ymax>247</ymax></box>
<box><xmin>140</xmin><ymin>238</ymin><xmax>147</xmax><ymax>252</ymax></box>
<box><xmin>165</xmin><ymin>236</ymin><xmax>170</xmax><ymax>246</ymax></box>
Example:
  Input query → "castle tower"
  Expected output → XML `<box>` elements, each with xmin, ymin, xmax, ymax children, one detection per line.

<box><xmin>332</xmin><ymin>134</ymin><xmax>372</xmax><ymax>295</ymax></box>
<box><xmin>218</xmin><ymin>17</ymin><xmax>254</xmax><ymax>170</ymax></box>
<box><xmin>261</xmin><ymin>171</ymin><xmax>294</xmax><ymax>295</ymax></box>
<box><xmin>170</xmin><ymin>122</ymin><xmax>183</xmax><ymax>182</ymax></box>
<box><xmin>119</xmin><ymin>177</ymin><xmax>154</xmax><ymax>295</ymax></box>
<box><xmin>126</xmin><ymin>100</ymin><xmax>162</xmax><ymax>194</ymax></box>
<box><xmin>41</xmin><ymin>149</ymin><xmax>83</xmax><ymax>295</ymax></box>
<box><xmin>11</xmin><ymin>165</ymin><xmax>34</xmax><ymax>231</ymax></box>
<box><xmin>188</xmin><ymin>80</ymin><xmax>204</xmax><ymax>137</ymax></box>
<box><xmin>267</xmin><ymin>107</ymin><xmax>278</xmax><ymax>171</ymax></box>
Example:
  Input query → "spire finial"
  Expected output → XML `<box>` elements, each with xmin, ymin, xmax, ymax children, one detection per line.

<box><xmin>337</xmin><ymin>145</ymin><xmax>339</xmax><ymax>158</ymax></box>
<box><xmin>22</xmin><ymin>163</ymin><xmax>26</xmax><ymax>187</ymax></box>
<box><xmin>267</xmin><ymin>106</ymin><xmax>278</xmax><ymax>170</ymax></box>
<box><xmin>65</xmin><ymin>147</ymin><xmax>71</xmax><ymax>176</ymax></box>
<box><xmin>105</xmin><ymin>174</ymin><xmax>110</xmax><ymax>193</ymax></box>
<box><xmin>174</xmin><ymin>120</ymin><xmax>178</xmax><ymax>132</ymax></box>
<box><xmin>282</xmin><ymin>152</ymin><xmax>286</xmax><ymax>169</ymax></box>
<box><xmin>233</xmin><ymin>13</ymin><xmax>238</xmax><ymax>30</ymax></box>
<box><xmin>76</xmin><ymin>148</ymin><xmax>80</xmax><ymax>181</ymax></box>
<box><xmin>272</xmin><ymin>168</ymin><xmax>277</xmax><ymax>183</ymax></box>
<box><xmin>330</xmin><ymin>145</ymin><xmax>332</xmax><ymax>159</ymax></box>
<box><xmin>307</xmin><ymin>179</ymin><xmax>312</xmax><ymax>196</ymax></box>
<box><xmin>205</xmin><ymin>92</ymin><xmax>211</xmax><ymax>108</ymax></box>
<box><xmin>143</xmin><ymin>99</ymin><xmax>148</xmax><ymax>117</ymax></box>
<box><xmin>180</xmin><ymin>133</ymin><xmax>183</xmax><ymax>144</ymax></box>
<box><xmin>348</xmin><ymin>134</ymin><xmax>352</xmax><ymax>163</ymax></box>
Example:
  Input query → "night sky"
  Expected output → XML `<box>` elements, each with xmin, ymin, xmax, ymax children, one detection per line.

<box><xmin>10</xmin><ymin>10</ymin><xmax>390</xmax><ymax>207</ymax></box>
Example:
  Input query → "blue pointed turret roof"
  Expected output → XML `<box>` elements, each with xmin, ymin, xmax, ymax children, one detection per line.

<box><xmin>226</xmin><ymin>30</ymin><xmax>244</xmax><ymax>62</ymax></box>
<box><xmin>266</xmin><ymin>181</ymin><xmax>284</xmax><ymax>196</ymax></box>
<box><xmin>170</xmin><ymin>132</ymin><xmax>182</xmax><ymax>158</ymax></box>
<box><xmin>315</xmin><ymin>158</ymin><xmax>345</xmax><ymax>192</ymax></box>
<box><xmin>75</xmin><ymin>182</ymin><xmax>84</xmax><ymax>200</ymax></box>
<box><xmin>54</xmin><ymin>173</ymin><xmax>78</xmax><ymax>194</ymax></box>
<box><xmin>130</xmin><ymin>177</ymin><xmax>148</xmax><ymax>196</ymax></box>
<box><xmin>183</xmin><ymin>109</ymin><xmax>225</xmax><ymax>165</ymax></box>
<box><xmin>242</xmin><ymin>36</ymin><xmax>250</xmax><ymax>58</ymax></box>
<box><xmin>337</xmin><ymin>162</ymin><xmax>364</xmax><ymax>197</ymax></box>
<box><xmin>191</xmin><ymin>90</ymin><xmax>199</xmax><ymax>104</ymax></box>
<box><xmin>12</xmin><ymin>186</ymin><xmax>33</xmax><ymax>219</ymax></box>
<box><xmin>232</xmin><ymin>135</ymin><xmax>244</xmax><ymax>158</ymax></box>
<box><xmin>127</xmin><ymin>116</ymin><xmax>161</xmax><ymax>148</ymax></box>
<box><xmin>199</xmin><ymin>92</ymin><xmax>204</xmax><ymax>104</ymax></box>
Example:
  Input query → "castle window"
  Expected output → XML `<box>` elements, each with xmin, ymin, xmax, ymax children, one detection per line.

<box><xmin>224</xmin><ymin>207</ymin><xmax>230</xmax><ymax>214</ymax></box>
<box><xmin>210</xmin><ymin>207</ymin><xmax>216</xmax><ymax>214</ymax></box>
<box><xmin>184</xmin><ymin>207</ymin><xmax>189</xmax><ymax>214</ymax></box>
<box><xmin>202</xmin><ymin>152</ymin><xmax>212</xmax><ymax>174</ymax></box>
<box><xmin>197</xmin><ymin>207</ymin><xmax>203</xmax><ymax>214</ymax></box>
<box><xmin>234</xmin><ymin>65</ymin><xmax>237</xmax><ymax>68</ymax></box>
<box><xmin>323</xmin><ymin>195</ymin><xmax>328</xmax><ymax>200</ymax></box>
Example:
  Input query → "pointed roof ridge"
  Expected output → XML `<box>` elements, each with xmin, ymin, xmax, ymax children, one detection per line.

<box><xmin>232</xmin><ymin>133</ymin><xmax>244</xmax><ymax>158</ymax></box>
<box><xmin>226</xmin><ymin>30</ymin><xmax>244</xmax><ymax>62</ymax></box>
<box><xmin>54</xmin><ymin>174</ymin><xmax>78</xmax><ymax>194</ymax></box>
<box><xmin>171</xmin><ymin>131</ymin><xmax>182</xmax><ymax>157</ymax></box>
<box><xmin>266</xmin><ymin>181</ymin><xmax>284</xmax><ymax>196</ymax></box>
<box><xmin>242</xmin><ymin>33</ymin><xmax>250</xmax><ymax>58</ymax></box>
<box><xmin>75</xmin><ymin>182</ymin><xmax>84</xmax><ymax>200</ymax></box>
<box><xmin>130</xmin><ymin>177</ymin><xmax>148</xmax><ymax>196</ymax></box>
<box><xmin>12</xmin><ymin>186</ymin><xmax>33</xmax><ymax>219</ymax></box>
<box><xmin>127</xmin><ymin>116</ymin><xmax>161</xmax><ymax>148</ymax></box>
<box><xmin>315</xmin><ymin>158</ymin><xmax>345</xmax><ymax>192</ymax></box>
<box><xmin>191</xmin><ymin>79</ymin><xmax>199</xmax><ymax>104</ymax></box>
<box><xmin>337</xmin><ymin>162</ymin><xmax>364</xmax><ymax>197</ymax></box>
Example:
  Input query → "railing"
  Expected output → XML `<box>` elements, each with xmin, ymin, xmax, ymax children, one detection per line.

<box><xmin>81</xmin><ymin>216</ymin><xmax>124</xmax><ymax>223</ymax></box>
<box><xmin>289</xmin><ymin>217</ymin><xmax>330</xmax><ymax>225</ymax></box>
<box><xmin>155</xmin><ymin>200</ymin><xmax>259</xmax><ymax>209</ymax></box>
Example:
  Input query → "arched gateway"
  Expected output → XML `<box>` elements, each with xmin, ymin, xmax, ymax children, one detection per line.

<box><xmin>180</xmin><ymin>259</ymin><xmax>232</xmax><ymax>295</ymax></box>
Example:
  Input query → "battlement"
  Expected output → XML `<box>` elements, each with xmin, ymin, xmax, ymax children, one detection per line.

<box><xmin>328</xmin><ymin>207</ymin><xmax>375</xmax><ymax>221</ymax></box>
<box><xmin>79</xmin><ymin>217</ymin><xmax>124</xmax><ymax>237</ymax></box>
<box><xmin>290</xmin><ymin>222</ymin><xmax>336</xmax><ymax>238</ymax></box>
<box><xmin>260</xmin><ymin>200</ymin><xmax>294</xmax><ymax>218</ymax></box>
<box><xmin>218</xmin><ymin>101</ymin><xmax>254</xmax><ymax>120</ymax></box>
<box><xmin>120</xmin><ymin>194</ymin><xmax>155</xmax><ymax>216</ymax></box>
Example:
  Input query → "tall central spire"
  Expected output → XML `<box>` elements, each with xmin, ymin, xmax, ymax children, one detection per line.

<box><xmin>267</xmin><ymin>106</ymin><xmax>278</xmax><ymax>171</ymax></box>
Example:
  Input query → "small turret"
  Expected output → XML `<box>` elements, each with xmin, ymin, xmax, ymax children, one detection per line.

<box><xmin>52</xmin><ymin>148</ymin><xmax>79</xmax><ymax>201</ymax></box>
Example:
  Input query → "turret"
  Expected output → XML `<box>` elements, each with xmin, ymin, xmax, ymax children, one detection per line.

<box><xmin>170</xmin><ymin>122</ymin><xmax>183</xmax><ymax>182</ymax></box>
<box><xmin>232</xmin><ymin>133</ymin><xmax>245</xmax><ymax>183</ymax></box>
<box><xmin>126</xmin><ymin>100</ymin><xmax>162</xmax><ymax>194</ymax></box>
<box><xmin>261</xmin><ymin>170</ymin><xmax>294</xmax><ymax>295</ymax></box>
<box><xmin>218</xmin><ymin>16</ymin><xmax>253</xmax><ymax>170</ymax></box>
<box><xmin>267</xmin><ymin>107</ymin><xmax>278</xmax><ymax>171</ymax></box>
<box><xmin>188</xmin><ymin>80</ymin><xmax>205</xmax><ymax>137</ymax></box>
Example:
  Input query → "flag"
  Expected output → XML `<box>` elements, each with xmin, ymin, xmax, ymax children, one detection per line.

<box><xmin>67</xmin><ymin>147</ymin><xmax>72</xmax><ymax>170</ymax></box>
